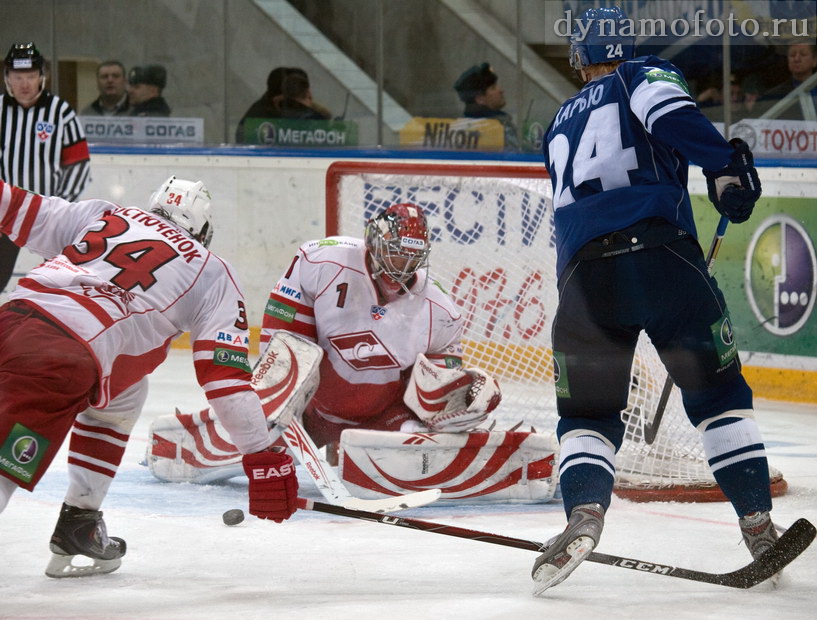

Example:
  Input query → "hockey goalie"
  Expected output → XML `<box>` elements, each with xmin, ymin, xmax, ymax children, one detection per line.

<box><xmin>146</xmin><ymin>203</ymin><xmax>557</xmax><ymax>503</ymax></box>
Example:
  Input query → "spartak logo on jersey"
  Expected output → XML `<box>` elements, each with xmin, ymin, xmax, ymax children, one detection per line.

<box><xmin>370</xmin><ymin>305</ymin><xmax>387</xmax><ymax>320</ymax></box>
<box><xmin>81</xmin><ymin>283</ymin><xmax>136</xmax><ymax>314</ymax></box>
<box><xmin>328</xmin><ymin>331</ymin><xmax>399</xmax><ymax>370</ymax></box>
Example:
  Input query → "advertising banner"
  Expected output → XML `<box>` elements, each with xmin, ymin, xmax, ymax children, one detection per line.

<box><xmin>399</xmin><ymin>117</ymin><xmax>505</xmax><ymax>151</ymax></box>
<box><xmin>80</xmin><ymin>116</ymin><xmax>204</xmax><ymax>144</ymax></box>
<box><xmin>692</xmin><ymin>193</ymin><xmax>817</xmax><ymax>358</ymax></box>
<box><xmin>242</xmin><ymin>118</ymin><xmax>358</xmax><ymax>147</ymax></box>
<box><xmin>730</xmin><ymin>119</ymin><xmax>817</xmax><ymax>160</ymax></box>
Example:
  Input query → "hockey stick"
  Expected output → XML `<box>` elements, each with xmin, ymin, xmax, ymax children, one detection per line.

<box><xmin>298</xmin><ymin>497</ymin><xmax>816</xmax><ymax>588</ymax></box>
<box><xmin>279</xmin><ymin>420</ymin><xmax>441</xmax><ymax>513</ymax></box>
<box><xmin>643</xmin><ymin>215</ymin><xmax>729</xmax><ymax>445</ymax></box>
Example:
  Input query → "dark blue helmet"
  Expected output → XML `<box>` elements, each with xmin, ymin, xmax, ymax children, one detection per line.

<box><xmin>569</xmin><ymin>6</ymin><xmax>635</xmax><ymax>70</ymax></box>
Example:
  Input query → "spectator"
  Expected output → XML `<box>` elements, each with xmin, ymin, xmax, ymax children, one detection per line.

<box><xmin>278</xmin><ymin>72</ymin><xmax>331</xmax><ymax>121</ymax></box>
<box><xmin>0</xmin><ymin>41</ymin><xmax>90</xmax><ymax>294</ymax></box>
<box><xmin>757</xmin><ymin>42</ymin><xmax>817</xmax><ymax>120</ymax></box>
<box><xmin>236</xmin><ymin>66</ymin><xmax>332</xmax><ymax>142</ymax></box>
<box><xmin>127</xmin><ymin>64</ymin><xmax>170</xmax><ymax>117</ymax></box>
<box><xmin>696</xmin><ymin>73</ymin><xmax>759</xmax><ymax>122</ymax></box>
<box><xmin>453</xmin><ymin>62</ymin><xmax>520</xmax><ymax>151</ymax></box>
<box><xmin>82</xmin><ymin>60</ymin><xmax>129</xmax><ymax>116</ymax></box>
<box><xmin>235</xmin><ymin>66</ymin><xmax>290</xmax><ymax>142</ymax></box>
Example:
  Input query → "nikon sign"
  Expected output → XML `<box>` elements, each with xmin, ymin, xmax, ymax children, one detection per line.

<box><xmin>80</xmin><ymin>116</ymin><xmax>204</xmax><ymax>144</ymax></box>
<box><xmin>399</xmin><ymin>117</ymin><xmax>504</xmax><ymax>151</ymax></box>
<box><xmin>244</xmin><ymin>118</ymin><xmax>358</xmax><ymax>147</ymax></box>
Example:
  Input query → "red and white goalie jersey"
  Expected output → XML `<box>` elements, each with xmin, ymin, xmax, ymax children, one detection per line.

<box><xmin>261</xmin><ymin>236</ymin><xmax>464</xmax><ymax>431</ymax></box>
<box><xmin>0</xmin><ymin>181</ymin><xmax>269</xmax><ymax>454</ymax></box>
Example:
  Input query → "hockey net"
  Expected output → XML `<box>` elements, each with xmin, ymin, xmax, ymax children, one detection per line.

<box><xmin>325</xmin><ymin>161</ymin><xmax>787</xmax><ymax>502</ymax></box>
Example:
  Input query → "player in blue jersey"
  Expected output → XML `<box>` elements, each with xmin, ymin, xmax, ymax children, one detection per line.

<box><xmin>532</xmin><ymin>6</ymin><xmax>771</xmax><ymax>595</ymax></box>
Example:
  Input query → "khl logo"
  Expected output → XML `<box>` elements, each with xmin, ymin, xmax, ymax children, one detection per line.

<box><xmin>370</xmin><ymin>305</ymin><xmax>387</xmax><ymax>320</ymax></box>
<box><xmin>36</xmin><ymin>121</ymin><xmax>54</xmax><ymax>141</ymax></box>
<box><xmin>12</xmin><ymin>436</ymin><xmax>39</xmax><ymax>464</ymax></box>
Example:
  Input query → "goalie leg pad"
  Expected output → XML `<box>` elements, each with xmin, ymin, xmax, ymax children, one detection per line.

<box><xmin>147</xmin><ymin>408</ymin><xmax>246</xmax><ymax>484</ymax></box>
<box><xmin>147</xmin><ymin>408</ymin><xmax>289</xmax><ymax>484</ymax></box>
<box><xmin>149</xmin><ymin>330</ymin><xmax>322</xmax><ymax>484</ymax></box>
<box><xmin>339</xmin><ymin>429</ymin><xmax>558</xmax><ymax>504</ymax></box>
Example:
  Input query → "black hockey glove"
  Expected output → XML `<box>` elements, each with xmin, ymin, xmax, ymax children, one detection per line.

<box><xmin>703</xmin><ymin>138</ymin><xmax>761</xmax><ymax>224</ymax></box>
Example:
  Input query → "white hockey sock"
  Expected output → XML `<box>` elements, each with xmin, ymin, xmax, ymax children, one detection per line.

<box><xmin>0</xmin><ymin>476</ymin><xmax>17</xmax><ymax>512</ymax></box>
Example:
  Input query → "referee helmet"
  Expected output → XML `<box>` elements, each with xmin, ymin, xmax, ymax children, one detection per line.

<box><xmin>4</xmin><ymin>42</ymin><xmax>45</xmax><ymax>73</ymax></box>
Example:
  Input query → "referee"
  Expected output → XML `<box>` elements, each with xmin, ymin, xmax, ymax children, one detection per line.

<box><xmin>0</xmin><ymin>42</ymin><xmax>90</xmax><ymax>293</ymax></box>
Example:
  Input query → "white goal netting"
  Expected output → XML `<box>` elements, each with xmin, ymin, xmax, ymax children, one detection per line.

<box><xmin>326</xmin><ymin>162</ymin><xmax>786</xmax><ymax>502</ymax></box>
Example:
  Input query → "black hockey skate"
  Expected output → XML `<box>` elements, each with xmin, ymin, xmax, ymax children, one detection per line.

<box><xmin>531</xmin><ymin>503</ymin><xmax>605</xmax><ymax>595</ymax></box>
<box><xmin>45</xmin><ymin>503</ymin><xmax>127</xmax><ymax>578</ymax></box>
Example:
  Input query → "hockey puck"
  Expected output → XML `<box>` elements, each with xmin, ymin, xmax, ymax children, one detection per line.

<box><xmin>222</xmin><ymin>509</ymin><xmax>245</xmax><ymax>526</ymax></box>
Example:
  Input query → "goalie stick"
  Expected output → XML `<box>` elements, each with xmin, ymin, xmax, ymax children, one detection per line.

<box><xmin>643</xmin><ymin>215</ymin><xmax>729</xmax><ymax>445</ymax></box>
<box><xmin>297</xmin><ymin>497</ymin><xmax>816</xmax><ymax>589</ymax></box>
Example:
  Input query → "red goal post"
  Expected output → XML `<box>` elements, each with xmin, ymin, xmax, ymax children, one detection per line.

<box><xmin>325</xmin><ymin>161</ymin><xmax>787</xmax><ymax>503</ymax></box>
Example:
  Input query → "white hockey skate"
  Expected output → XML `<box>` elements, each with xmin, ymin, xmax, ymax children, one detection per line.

<box><xmin>739</xmin><ymin>510</ymin><xmax>781</xmax><ymax>585</ymax></box>
<box><xmin>45</xmin><ymin>503</ymin><xmax>127</xmax><ymax>578</ymax></box>
<box><xmin>531</xmin><ymin>503</ymin><xmax>605</xmax><ymax>595</ymax></box>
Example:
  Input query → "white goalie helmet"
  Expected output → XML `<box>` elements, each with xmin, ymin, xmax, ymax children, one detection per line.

<box><xmin>365</xmin><ymin>203</ymin><xmax>430</xmax><ymax>285</ymax></box>
<box><xmin>148</xmin><ymin>176</ymin><xmax>214</xmax><ymax>248</ymax></box>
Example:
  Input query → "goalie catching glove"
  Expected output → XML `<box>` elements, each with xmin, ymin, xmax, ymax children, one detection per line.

<box><xmin>403</xmin><ymin>353</ymin><xmax>501</xmax><ymax>432</ymax></box>
<box><xmin>243</xmin><ymin>446</ymin><xmax>298</xmax><ymax>522</ymax></box>
<box><xmin>703</xmin><ymin>137</ymin><xmax>761</xmax><ymax>224</ymax></box>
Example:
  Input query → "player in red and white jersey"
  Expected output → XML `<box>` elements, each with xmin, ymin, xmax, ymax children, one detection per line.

<box><xmin>261</xmin><ymin>203</ymin><xmax>490</xmax><ymax>448</ymax></box>
<box><xmin>0</xmin><ymin>176</ymin><xmax>298</xmax><ymax>578</ymax></box>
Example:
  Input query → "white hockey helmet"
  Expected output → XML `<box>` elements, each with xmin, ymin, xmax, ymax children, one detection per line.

<box><xmin>148</xmin><ymin>176</ymin><xmax>214</xmax><ymax>248</ymax></box>
<box><xmin>365</xmin><ymin>203</ymin><xmax>430</xmax><ymax>285</ymax></box>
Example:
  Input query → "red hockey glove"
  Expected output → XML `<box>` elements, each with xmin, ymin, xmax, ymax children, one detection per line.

<box><xmin>242</xmin><ymin>447</ymin><xmax>298</xmax><ymax>522</ymax></box>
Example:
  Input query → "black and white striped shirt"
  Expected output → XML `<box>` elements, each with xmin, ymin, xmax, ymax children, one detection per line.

<box><xmin>0</xmin><ymin>91</ymin><xmax>90</xmax><ymax>200</ymax></box>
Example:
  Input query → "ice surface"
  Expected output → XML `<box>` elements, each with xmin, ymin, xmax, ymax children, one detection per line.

<box><xmin>2</xmin><ymin>351</ymin><xmax>816</xmax><ymax>619</ymax></box>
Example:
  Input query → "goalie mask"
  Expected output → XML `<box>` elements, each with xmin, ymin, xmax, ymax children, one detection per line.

<box><xmin>365</xmin><ymin>203</ymin><xmax>430</xmax><ymax>287</ymax></box>
<box><xmin>569</xmin><ymin>6</ymin><xmax>635</xmax><ymax>71</ymax></box>
<box><xmin>148</xmin><ymin>176</ymin><xmax>214</xmax><ymax>248</ymax></box>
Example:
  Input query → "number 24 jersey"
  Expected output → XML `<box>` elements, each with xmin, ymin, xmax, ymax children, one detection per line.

<box><xmin>544</xmin><ymin>55</ymin><xmax>731</xmax><ymax>276</ymax></box>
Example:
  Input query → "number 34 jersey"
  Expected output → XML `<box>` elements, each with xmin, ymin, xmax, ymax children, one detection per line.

<box><xmin>0</xmin><ymin>182</ymin><xmax>267</xmax><ymax>452</ymax></box>
<box><xmin>543</xmin><ymin>55</ymin><xmax>731</xmax><ymax>277</ymax></box>
<box><xmin>261</xmin><ymin>237</ymin><xmax>464</xmax><ymax>421</ymax></box>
